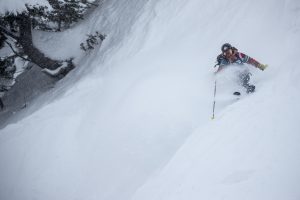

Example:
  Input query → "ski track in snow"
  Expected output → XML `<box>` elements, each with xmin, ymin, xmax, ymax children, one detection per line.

<box><xmin>1</xmin><ymin>0</ymin><xmax>300</xmax><ymax>200</ymax></box>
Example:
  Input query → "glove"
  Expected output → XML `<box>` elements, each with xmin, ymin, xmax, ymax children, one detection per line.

<box><xmin>257</xmin><ymin>63</ymin><xmax>268</xmax><ymax>71</ymax></box>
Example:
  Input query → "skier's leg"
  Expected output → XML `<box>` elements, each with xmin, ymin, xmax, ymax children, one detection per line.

<box><xmin>239</xmin><ymin>73</ymin><xmax>255</xmax><ymax>93</ymax></box>
<box><xmin>240</xmin><ymin>73</ymin><xmax>250</xmax><ymax>87</ymax></box>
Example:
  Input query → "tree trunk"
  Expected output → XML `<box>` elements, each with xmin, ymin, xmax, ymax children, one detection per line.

<box><xmin>18</xmin><ymin>15</ymin><xmax>61</xmax><ymax>70</ymax></box>
<box><xmin>58</xmin><ymin>19</ymin><xmax>62</xmax><ymax>32</ymax></box>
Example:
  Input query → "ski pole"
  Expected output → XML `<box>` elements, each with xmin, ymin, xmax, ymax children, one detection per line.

<box><xmin>211</xmin><ymin>79</ymin><xmax>217</xmax><ymax>120</ymax></box>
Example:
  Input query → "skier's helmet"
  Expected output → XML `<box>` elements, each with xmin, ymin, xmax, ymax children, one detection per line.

<box><xmin>221</xmin><ymin>43</ymin><xmax>232</xmax><ymax>52</ymax></box>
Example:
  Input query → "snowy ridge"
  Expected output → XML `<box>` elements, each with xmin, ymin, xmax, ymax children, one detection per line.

<box><xmin>1</xmin><ymin>0</ymin><xmax>300</xmax><ymax>200</ymax></box>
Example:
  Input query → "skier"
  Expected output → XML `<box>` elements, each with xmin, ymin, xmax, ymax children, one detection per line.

<box><xmin>215</xmin><ymin>43</ymin><xmax>267</xmax><ymax>94</ymax></box>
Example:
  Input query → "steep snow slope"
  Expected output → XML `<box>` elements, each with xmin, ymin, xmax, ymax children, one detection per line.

<box><xmin>132</xmin><ymin>0</ymin><xmax>300</xmax><ymax>199</ymax></box>
<box><xmin>1</xmin><ymin>0</ymin><xmax>300</xmax><ymax>200</ymax></box>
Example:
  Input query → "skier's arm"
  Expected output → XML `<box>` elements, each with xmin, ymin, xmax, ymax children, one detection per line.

<box><xmin>239</xmin><ymin>53</ymin><xmax>267</xmax><ymax>70</ymax></box>
<box><xmin>214</xmin><ymin>54</ymin><xmax>227</xmax><ymax>74</ymax></box>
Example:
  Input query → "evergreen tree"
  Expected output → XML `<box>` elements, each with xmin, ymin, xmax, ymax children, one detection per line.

<box><xmin>0</xmin><ymin>0</ymin><xmax>98</xmax><ymax>79</ymax></box>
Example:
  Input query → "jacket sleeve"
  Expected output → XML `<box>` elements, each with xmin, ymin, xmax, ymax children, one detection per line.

<box><xmin>215</xmin><ymin>55</ymin><xmax>228</xmax><ymax>73</ymax></box>
<box><xmin>238</xmin><ymin>52</ymin><xmax>261</xmax><ymax>68</ymax></box>
<box><xmin>217</xmin><ymin>54</ymin><xmax>228</xmax><ymax>67</ymax></box>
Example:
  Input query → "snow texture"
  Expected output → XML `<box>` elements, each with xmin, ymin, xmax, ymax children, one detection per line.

<box><xmin>0</xmin><ymin>0</ymin><xmax>300</xmax><ymax>200</ymax></box>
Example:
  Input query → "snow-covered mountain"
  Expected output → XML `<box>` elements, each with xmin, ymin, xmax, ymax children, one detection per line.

<box><xmin>0</xmin><ymin>0</ymin><xmax>300</xmax><ymax>200</ymax></box>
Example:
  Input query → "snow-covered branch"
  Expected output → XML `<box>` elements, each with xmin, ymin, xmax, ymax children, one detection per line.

<box><xmin>0</xmin><ymin>25</ymin><xmax>19</xmax><ymax>40</ymax></box>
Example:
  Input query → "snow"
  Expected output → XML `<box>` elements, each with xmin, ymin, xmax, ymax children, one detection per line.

<box><xmin>0</xmin><ymin>0</ymin><xmax>50</xmax><ymax>14</ymax></box>
<box><xmin>0</xmin><ymin>0</ymin><xmax>300</xmax><ymax>200</ymax></box>
<box><xmin>41</xmin><ymin>61</ymin><xmax>68</xmax><ymax>76</ymax></box>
